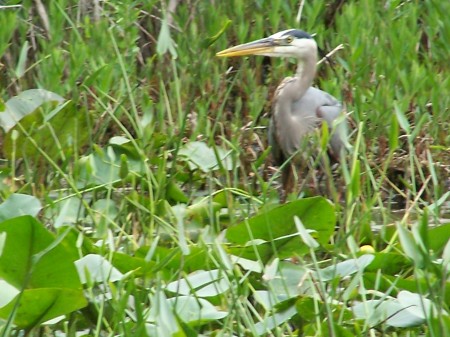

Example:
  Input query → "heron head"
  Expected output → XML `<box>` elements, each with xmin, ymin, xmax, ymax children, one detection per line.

<box><xmin>216</xmin><ymin>29</ymin><xmax>318</xmax><ymax>60</ymax></box>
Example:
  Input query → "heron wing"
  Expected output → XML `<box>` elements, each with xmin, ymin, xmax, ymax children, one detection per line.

<box><xmin>272</xmin><ymin>105</ymin><xmax>319</xmax><ymax>161</ymax></box>
<box><xmin>318</xmin><ymin>105</ymin><xmax>346</xmax><ymax>158</ymax></box>
<box><xmin>271</xmin><ymin>85</ymin><xmax>346</xmax><ymax>163</ymax></box>
<box><xmin>314</xmin><ymin>89</ymin><xmax>347</xmax><ymax>158</ymax></box>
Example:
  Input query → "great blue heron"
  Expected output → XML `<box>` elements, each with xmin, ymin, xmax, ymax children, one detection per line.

<box><xmin>217</xmin><ymin>29</ymin><xmax>347</xmax><ymax>197</ymax></box>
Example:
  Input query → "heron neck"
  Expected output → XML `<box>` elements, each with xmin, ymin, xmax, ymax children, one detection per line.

<box><xmin>295</xmin><ymin>54</ymin><xmax>317</xmax><ymax>97</ymax></box>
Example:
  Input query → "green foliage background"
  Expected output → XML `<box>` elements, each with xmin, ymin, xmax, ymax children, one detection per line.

<box><xmin>0</xmin><ymin>0</ymin><xmax>449</xmax><ymax>336</ymax></box>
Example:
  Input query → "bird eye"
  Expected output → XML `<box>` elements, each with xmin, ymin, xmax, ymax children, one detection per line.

<box><xmin>286</xmin><ymin>36</ymin><xmax>294</xmax><ymax>43</ymax></box>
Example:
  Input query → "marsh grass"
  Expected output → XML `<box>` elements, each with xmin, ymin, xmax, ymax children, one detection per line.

<box><xmin>0</xmin><ymin>0</ymin><xmax>449</xmax><ymax>336</ymax></box>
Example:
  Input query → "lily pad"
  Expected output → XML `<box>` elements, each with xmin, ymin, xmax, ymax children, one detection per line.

<box><xmin>226</xmin><ymin>197</ymin><xmax>336</xmax><ymax>261</ymax></box>
<box><xmin>0</xmin><ymin>193</ymin><xmax>42</xmax><ymax>222</ymax></box>
<box><xmin>0</xmin><ymin>215</ymin><xmax>81</xmax><ymax>289</ymax></box>
<box><xmin>0</xmin><ymin>288</ymin><xmax>86</xmax><ymax>328</ymax></box>
<box><xmin>179</xmin><ymin>141</ymin><xmax>236</xmax><ymax>172</ymax></box>
<box><xmin>0</xmin><ymin>89</ymin><xmax>63</xmax><ymax>132</ymax></box>
<box><xmin>0</xmin><ymin>215</ymin><xmax>86</xmax><ymax>328</ymax></box>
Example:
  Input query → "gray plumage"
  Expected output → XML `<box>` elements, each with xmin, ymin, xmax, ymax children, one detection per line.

<box><xmin>217</xmin><ymin>29</ymin><xmax>347</xmax><ymax>195</ymax></box>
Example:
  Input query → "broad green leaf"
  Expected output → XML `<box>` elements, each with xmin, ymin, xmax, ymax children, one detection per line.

<box><xmin>254</xmin><ymin>306</ymin><xmax>297</xmax><ymax>335</ymax></box>
<box><xmin>396</xmin><ymin>222</ymin><xmax>424</xmax><ymax>267</ymax></box>
<box><xmin>365</xmin><ymin>251</ymin><xmax>411</xmax><ymax>274</ymax></box>
<box><xmin>0</xmin><ymin>215</ymin><xmax>81</xmax><ymax>289</ymax></box>
<box><xmin>396</xmin><ymin>290</ymin><xmax>433</xmax><ymax>321</ymax></box>
<box><xmin>428</xmin><ymin>223</ymin><xmax>450</xmax><ymax>253</ymax></box>
<box><xmin>230</xmin><ymin>255</ymin><xmax>263</xmax><ymax>273</ymax></box>
<box><xmin>179</xmin><ymin>141</ymin><xmax>236</xmax><ymax>172</ymax></box>
<box><xmin>0</xmin><ymin>288</ymin><xmax>86</xmax><ymax>329</ymax></box>
<box><xmin>2</xmin><ymin>98</ymin><xmax>91</xmax><ymax>160</ymax></box>
<box><xmin>146</xmin><ymin>289</ymin><xmax>182</xmax><ymax>337</ymax></box>
<box><xmin>185</xmin><ymin>199</ymin><xmax>223</xmax><ymax>218</ymax></box>
<box><xmin>168</xmin><ymin>296</ymin><xmax>228</xmax><ymax>325</ymax></box>
<box><xmin>0</xmin><ymin>89</ymin><xmax>63</xmax><ymax>132</ymax></box>
<box><xmin>226</xmin><ymin>197</ymin><xmax>335</xmax><ymax>260</ymax></box>
<box><xmin>443</xmin><ymin>238</ymin><xmax>450</xmax><ymax>268</ymax></box>
<box><xmin>295</xmin><ymin>297</ymin><xmax>318</xmax><ymax>321</ymax></box>
<box><xmin>262</xmin><ymin>258</ymin><xmax>279</xmax><ymax>281</ymax></box>
<box><xmin>112</xmin><ymin>251</ymin><xmax>156</xmax><ymax>277</ymax></box>
<box><xmin>0</xmin><ymin>216</ymin><xmax>86</xmax><ymax>329</ymax></box>
<box><xmin>353</xmin><ymin>299</ymin><xmax>408</xmax><ymax>327</ymax></box>
<box><xmin>91</xmin><ymin>199</ymin><xmax>119</xmax><ymax>238</ymax></box>
<box><xmin>167</xmin><ymin>180</ymin><xmax>189</xmax><ymax>203</ymax></box>
<box><xmin>76</xmin><ymin>143</ymin><xmax>144</xmax><ymax>188</ymax></box>
<box><xmin>0</xmin><ymin>280</ymin><xmax>19</xmax><ymax>307</ymax></box>
<box><xmin>352</xmin><ymin>291</ymin><xmax>440</xmax><ymax>328</ymax></box>
<box><xmin>294</xmin><ymin>216</ymin><xmax>319</xmax><ymax>249</ymax></box>
<box><xmin>363</xmin><ymin>272</ymin><xmax>450</xmax><ymax>305</ymax></box>
<box><xmin>75</xmin><ymin>254</ymin><xmax>124</xmax><ymax>284</ymax></box>
<box><xmin>253</xmin><ymin>290</ymin><xmax>282</xmax><ymax>310</ymax></box>
<box><xmin>0</xmin><ymin>193</ymin><xmax>42</xmax><ymax>222</ymax></box>
<box><xmin>166</xmin><ymin>269</ymin><xmax>230</xmax><ymax>297</ymax></box>
<box><xmin>266</xmin><ymin>261</ymin><xmax>307</xmax><ymax>299</ymax></box>
<box><xmin>52</xmin><ymin>196</ymin><xmax>84</xmax><ymax>228</ymax></box>
<box><xmin>136</xmin><ymin>245</ymin><xmax>215</xmax><ymax>276</ymax></box>
<box><xmin>0</xmin><ymin>232</ymin><xmax>5</xmax><ymax>257</ymax></box>
<box><xmin>304</xmin><ymin>322</ymin><xmax>358</xmax><ymax>337</ymax></box>
<box><xmin>415</xmin><ymin>208</ymin><xmax>429</xmax><ymax>253</ymax></box>
<box><xmin>319</xmin><ymin>255</ymin><xmax>374</xmax><ymax>281</ymax></box>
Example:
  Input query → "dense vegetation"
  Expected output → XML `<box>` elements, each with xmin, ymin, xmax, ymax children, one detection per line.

<box><xmin>0</xmin><ymin>0</ymin><xmax>449</xmax><ymax>336</ymax></box>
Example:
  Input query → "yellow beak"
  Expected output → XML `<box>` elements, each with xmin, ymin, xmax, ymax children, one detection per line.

<box><xmin>216</xmin><ymin>38</ymin><xmax>275</xmax><ymax>57</ymax></box>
